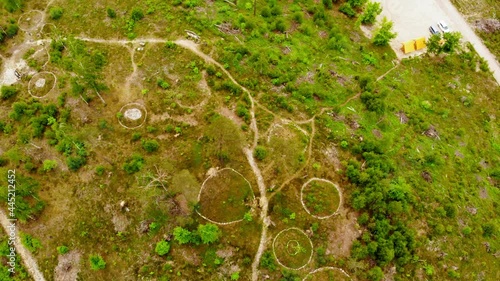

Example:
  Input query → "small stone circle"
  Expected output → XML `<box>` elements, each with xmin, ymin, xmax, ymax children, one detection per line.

<box><xmin>18</xmin><ymin>10</ymin><xmax>44</xmax><ymax>32</ymax></box>
<box><xmin>28</xmin><ymin>72</ymin><xmax>56</xmax><ymax>98</ymax></box>
<box><xmin>118</xmin><ymin>103</ymin><xmax>147</xmax><ymax>129</ymax></box>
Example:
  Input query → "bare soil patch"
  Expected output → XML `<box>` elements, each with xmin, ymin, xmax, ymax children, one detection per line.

<box><xmin>54</xmin><ymin>251</ymin><xmax>81</xmax><ymax>281</ymax></box>
<box><xmin>326</xmin><ymin>210</ymin><xmax>360</xmax><ymax>257</ymax></box>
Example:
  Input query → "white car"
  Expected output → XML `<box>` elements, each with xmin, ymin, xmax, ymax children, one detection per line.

<box><xmin>438</xmin><ymin>21</ymin><xmax>450</xmax><ymax>33</ymax></box>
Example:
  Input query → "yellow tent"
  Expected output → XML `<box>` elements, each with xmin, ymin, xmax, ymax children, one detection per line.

<box><xmin>415</xmin><ymin>37</ymin><xmax>426</xmax><ymax>50</ymax></box>
<box><xmin>403</xmin><ymin>40</ymin><xmax>416</xmax><ymax>54</ymax></box>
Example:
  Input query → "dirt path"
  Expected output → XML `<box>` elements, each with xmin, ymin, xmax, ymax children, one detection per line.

<box><xmin>0</xmin><ymin>210</ymin><xmax>46</xmax><ymax>281</ymax></box>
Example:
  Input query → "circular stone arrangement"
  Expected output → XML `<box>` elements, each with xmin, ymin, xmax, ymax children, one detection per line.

<box><xmin>197</xmin><ymin>168</ymin><xmax>255</xmax><ymax>225</ymax></box>
<box><xmin>18</xmin><ymin>10</ymin><xmax>44</xmax><ymax>32</ymax></box>
<box><xmin>272</xmin><ymin>227</ymin><xmax>313</xmax><ymax>270</ymax></box>
<box><xmin>28</xmin><ymin>72</ymin><xmax>56</xmax><ymax>98</ymax></box>
<box><xmin>302</xmin><ymin>267</ymin><xmax>351</xmax><ymax>281</ymax></box>
<box><xmin>300</xmin><ymin>178</ymin><xmax>342</xmax><ymax>219</ymax></box>
<box><xmin>118</xmin><ymin>103</ymin><xmax>147</xmax><ymax>129</ymax></box>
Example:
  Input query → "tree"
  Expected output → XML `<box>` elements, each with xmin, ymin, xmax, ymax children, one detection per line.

<box><xmin>372</xmin><ymin>17</ymin><xmax>397</xmax><ymax>46</ymax></box>
<box><xmin>173</xmin><ymin>227</ymin><xmax>193</xmax><ymax>245</ymax></box>
<box><xmin>197</xmin><ymin>223</ymin><xmax>220</xmax><ymax>244</ymax></box>
<box><xmin>89</xmin><ymin>254</ymin><xmax>106</xmax><ymax>270</ymax></box>
<box><xmin>155</xmin><ymin>241</ymin><xmax>171</xmax><ymax>256</ymax></box>
<box><xmin>359</xmin><ymin>1</ymin><xmax>382</xmax><ymax>25</ymax></box>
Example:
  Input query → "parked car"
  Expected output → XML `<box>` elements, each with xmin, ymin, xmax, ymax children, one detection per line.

<box><xmin>438</xmin><ymin>20</ymin><xmax>450</xmax><ymax>33</ymax></box>
<box><xmin>429</xmin><ymin>25</ymin><xmax>440</xmax><ymax>35</ymax></box>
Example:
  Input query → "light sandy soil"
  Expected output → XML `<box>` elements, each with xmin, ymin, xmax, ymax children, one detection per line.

<box><xmin>374</xmin><ymin>0</ymin><xmax>500</xmax><ymax>84</ymax></box>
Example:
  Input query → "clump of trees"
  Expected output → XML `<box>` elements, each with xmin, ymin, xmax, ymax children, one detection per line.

<box><xmin>346</xmin><ymin>140</ymin><xmax>417</xmax><ymax>280</ymax></box>
<box><xmin>427</xmin><ymin>32</ymin><xmax>462</xmax><ymax>54</ymax></box>
<box><xmin>173</xmin><ymin>223</ymin><xmax>221</xmax><ymax>245</ymax></box>
<box><xmin>358</xmin><ymin>1</ymin><xmax>382</xmax><ymax>25</ymax></box>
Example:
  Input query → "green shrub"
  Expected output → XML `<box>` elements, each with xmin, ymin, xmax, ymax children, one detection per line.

<box><xmin>21</xmin><ymin>233</ymin><xmax>42</xmax><ymax>253</ymax></box>
<box><xmin>230</xmin><ymin>272</ymin><xmax>240</xmax><ymax>280</ymax></box>
<box><xmin>57</xmin><ymin>245</ymin><xmax>69</xmax><ymax>254</ymax></box>
<box><xmin>67</xmin><ymin>156</ymin><xmax>86</xmax><ymax>171</ymax></box>
<box><xmin>42</xmin><ymin>159</ymin><xmax>57</xmax><ymax>172</ymax></box>
<box><xmin>6</xmin><ymin>23</ymin><xmax>19</xmax><ymax>37</ymax></box>
<box><xmin>95</xmin><ymin>165</ymin><xmax>105</xmax><ymax>176</ymax></box>
<box><xmin>482</xmin><ymin>222</ymin><xmax>497</xmax><ymax>237</ymax></box>
<box><xmin>89</xmin><ymin>254</ymin><xmax>106</xmax><ymax>270</ymax></box>
<box><xmin>123</xmin><ymin>154</ymin><xmax>145</xmax><ymax>174</ymax></box>
<box><xmin>1</xmin><ymin>85</ymin><xmax>18</xmax><ymax>100</ymax></box>
<box><xmin>155</xmin><ymin>241</ymin><xmax>171</xmax><ymax>256</ymax></box>
<box><xmin>106</xmin><ymin>8</ymin><xmax>116</xmax><ymax>18</ymax></box>
<box><xmin>2</xmin><ymin>0</ymin><xmax>23</xmax><ymax>12</ymax></box>
<box><xmin>49</xmin><ymin>6</ymin><xmax>63</xmax><ymax>20</ymax></box>
<box><xmin>322</xmin><ymin>0</ymin><xmax>333</xmax><ymax>9</ymax></box>
<box><xmin>142</xmin><ymin>139</ymin><xmax>159</xmax><ymax>153</ymax></box>
<box><xmin>173</xmin><ymin>227</ymin><xmax>194</xmax><ymax>244</ymax></box>
<box><xmin>197</xmin><ymin>223</ymin><xmax>220</xmax><ymax>244</ymax></box>
<box><xmin>339</xmin><ymin>3</ymin><xmax>356</xmax><ymax>18</ymax></box>
<box><xmin>261</xmin><ymin>7</ymin><xmax>271</xmax><ymax>18</ymax></box>
<box><xmin>157</xmin><ymin>79</ymin><xmax>170</xmax><ymax>89</ymax></box>
<box><xmin>131</xmin><ymin>8</ymin><xmax>144</xmax><ymax>21</ymax></box>
<box><xmin>367</xmin><ymin>266</ymin><xmax>384</xmax><ymax>281</ymax></box>
<box><xmin>132</xmin><ymin>132</ymin><xmax>142</xmax><ymax>141</ymax></box>
<box><xmin>260</xmin><ymin>251</ymin><xmax>276</xmax><ymax>271</ymax></box>
<box><xmin>254</xmin><ymin>146</ymin><xmax>268</xmax><ymax>161</ymax></box>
